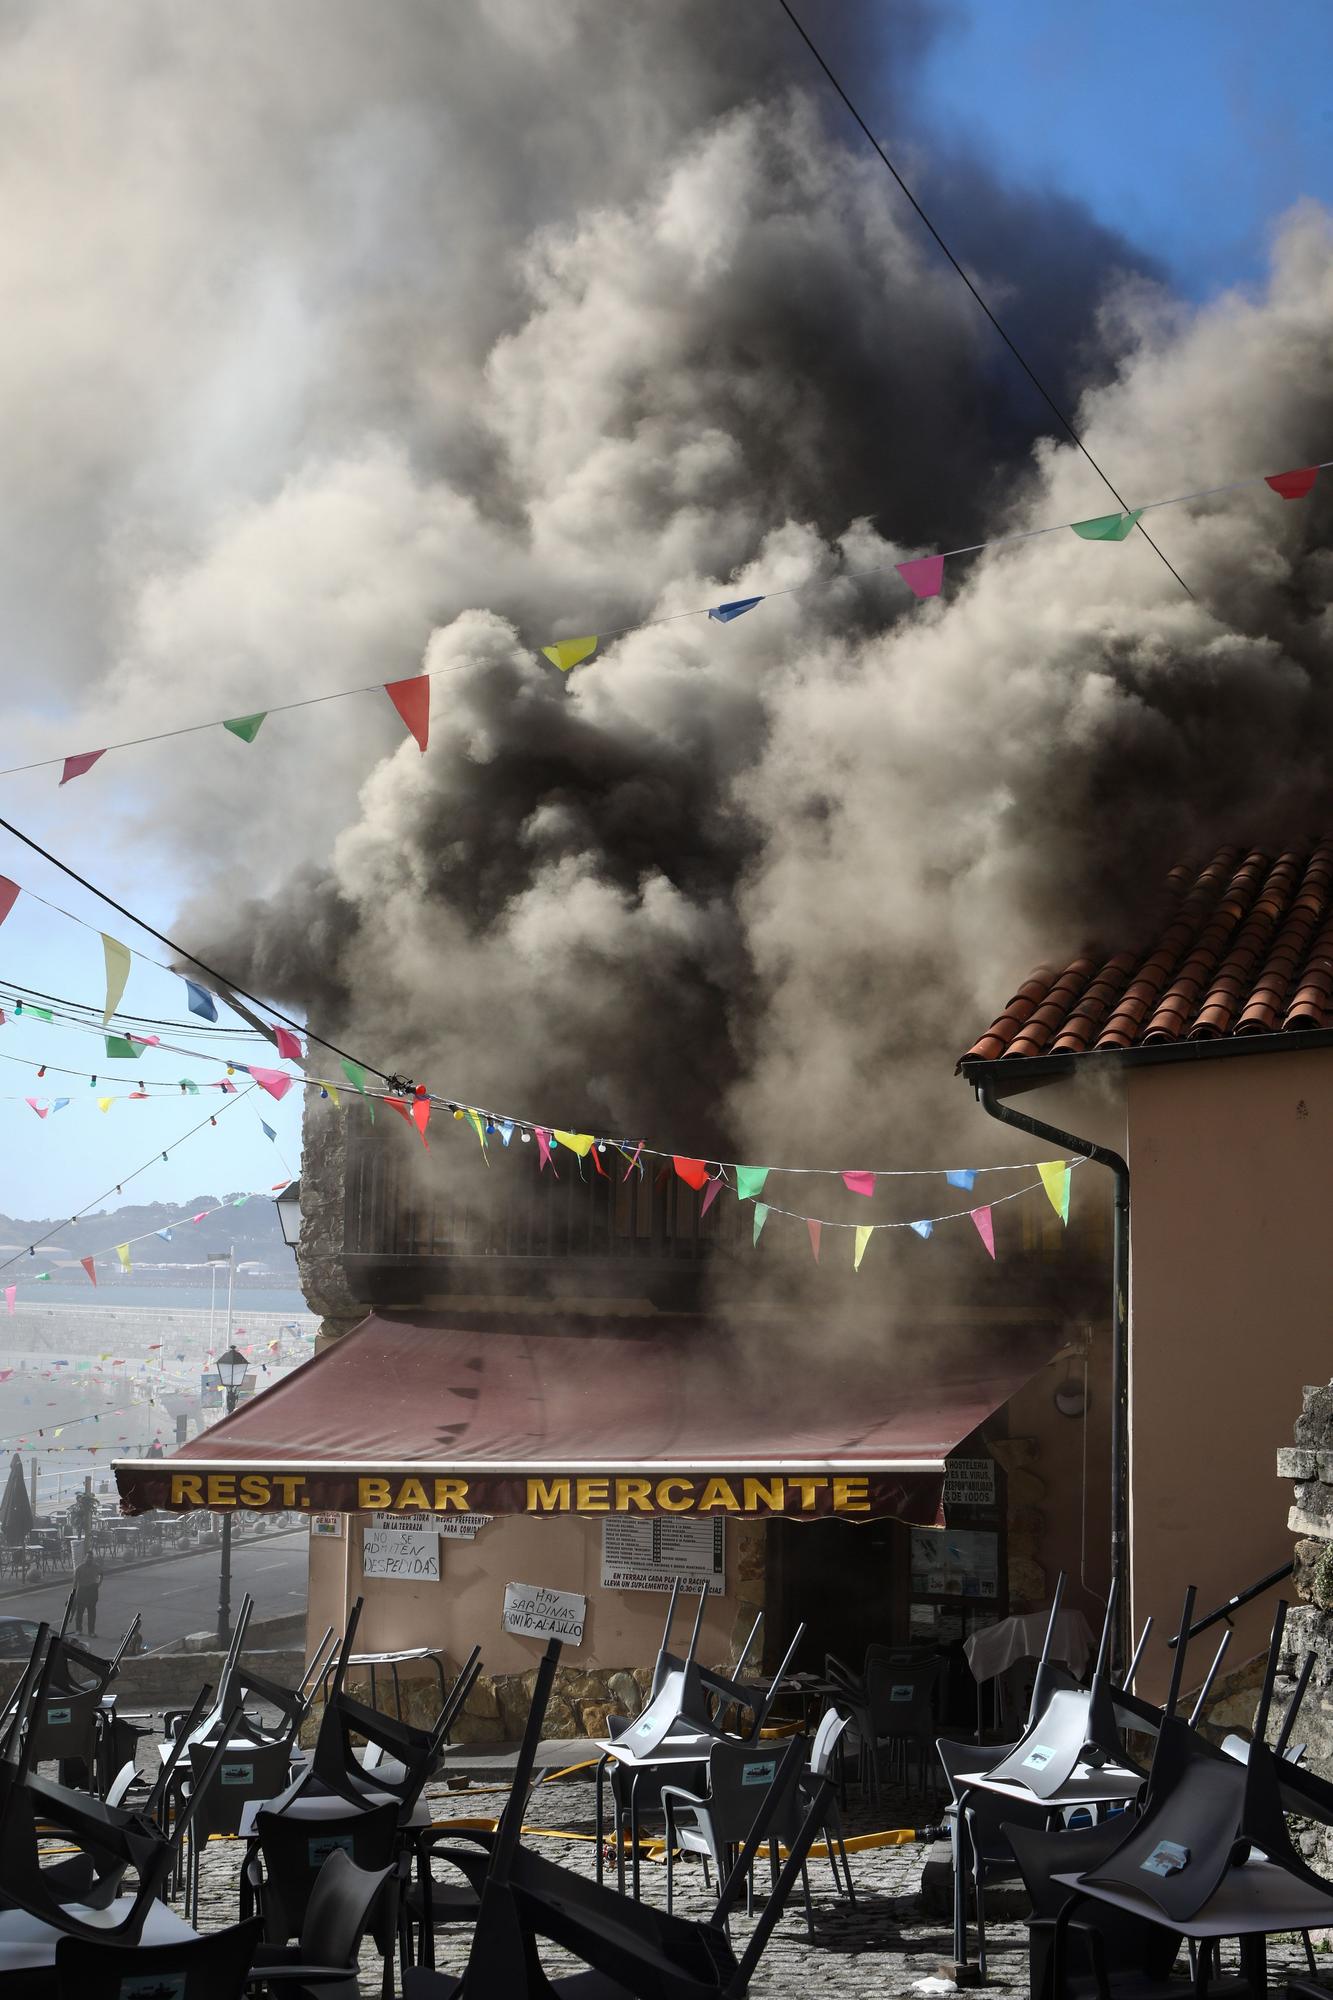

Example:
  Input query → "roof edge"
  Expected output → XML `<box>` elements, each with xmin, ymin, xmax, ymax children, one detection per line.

<box><xmin>958</xmin><ymin>1021</ymin><xmax>1333</xmax><ymax>1088</ymax></box>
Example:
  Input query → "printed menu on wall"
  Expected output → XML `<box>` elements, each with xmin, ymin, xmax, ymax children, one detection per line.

<box><xmin>600</xmin><ymin>1515</ymin><xmax>725</xmax><ymax>1595</ymax></box>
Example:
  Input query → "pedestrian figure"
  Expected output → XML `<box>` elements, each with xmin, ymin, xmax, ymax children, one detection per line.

<box><xmin>72</xmin><ymin>1549</ymin><xmax>102</xmax><ymax>1637</ymax></box>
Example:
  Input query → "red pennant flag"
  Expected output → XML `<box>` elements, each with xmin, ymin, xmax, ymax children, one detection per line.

<box><xmin>673</xmin><ymin>1156</ymin><xmax>709</xmax><ymax>1190</ymax></box>
<box><xmin>385</xmin><ymin>677</ymin><xmax>430</xmax><ymax>752</ymax></box>
<box><xmin>80</xmin><ymin>1257</ymin><xmax>97</xmax><ymax>1286</ymax></box>
<box><xmin>589</xmin><ymin>1144</ymin><xmax>609</xmax><ymax>1178</ymax></box>
<box><xmin>411</xmin><ymin>1097</ymin><xmax>431</xmax><ymax>1148</ymax></box>
<box><xmin>385</xmin><ymin>1097</ymin><xmax>412</xmax><ymax>1127</ymax></box>
<box><xmin>274</xmin><ymin>1027</ymin><xmax>304</xmax><ymax>1061</ymax></box>
<box><xmin>806</xmin><ymin>1218</ymin><xmax>822</xmax><ymax>1262</ymax></box>
<box><xmin>895</xmin><ymin>554</ymin><xmax>945</xmax><ymax>600</ymax></box>
<box><xmin>1265</xmin><ymin>466</ymin><xmax>1318</xmax><ymax>500</ymax></box>
<box><xmin>0</xmin><ymin>877</ymin><xmax>18</xmax><ymax>928</ymax></box>
<box><xmin>60</xmin><ymin>749</ymin><xmax>106</xmax><ymax>785</ymax></box>
<box><xmin>699</xmin><ymin>1177</ymin><xmax>722</xmax><ymax>1216</ymax></box>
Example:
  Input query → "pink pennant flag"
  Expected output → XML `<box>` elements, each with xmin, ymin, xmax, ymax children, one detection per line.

<box><xmin>25</xmin><ymin>1099</ymin><xmax>48</xmax><ymax>1119</ymax></box>
<box><xmin>895</xmin><ymin>554</ymin><xmax>945</xmax><ymax>600</ymax></box>
<box><xmin>60</xmin><ymin>749</ymin><xmax>106</xmax><ymax>785</ymax></box>
<box><xmin>385</xmin><ymin>677</ymin><xmax>430</xmax><ymax>752</ymax></box>
<box><xmin>806</xmin><ymin>1218</ymin><xmax>822</xmax><ymax>1262</ymax></box>
<box><xmin>535</xmin><ymin>1127</ymin><xmax>553</xmax><ymax>1171</ymax></box>
<box><xmin>411</xmin><ymin>1097</ymin><xmax>431</xmax><ymax>1148</ymax></box>
<box><xmin>218</xmin><ymin>1079</ymin><xmax>237</xmax><ymax>1094</ymax></box>
<box><xmin>274</xmin><ymin>1027</ymin><xmax>305</xmax><ymax>1061</ymax></box>
<box><xmin>80</xmin><ymin>1257</ymin><xmax>97</xmax><ymax>1286</ymax></box>
<box><xmin>842</xmin><ymin>1171</ymin><xmax>876</xmax><ymax>1198</ymax></box>
<box><xmin>673</xmin><ymin>1156</ymin><xmax>710</xmax><ymax>1190</ymax></box>
<box><xmin>192</xmin><ymin>1211</ymin><xmax>208</xmax><ymax>1223</ymax></box>
<box><xmin>4</xmin><ymin>1286</ymin><xmax>13</xmax><ymax>1314</ymax></box>
<box><xmin>700</xmin><ymin>1177</ymin><xmax>723</xmax><ymax>1217</ymax></box>
<box><xmin>1266</xmin><ymin>466</ymin><xmax>1318</xmax><ymax>500</ymax></box>
<box><xmin>970</xmin><ymin>1206</ymin><xmax>996</xmax><ymax>1259</ymax></box>
<box><xmin>248</xmin><ymin>1066</ymin><xmax>294</xmax><ymax>1100</ymax></box>
<box><xmin>127</xmin><ymin>1033</ymin><xmax>160</xmax><ymax>1047</ymax></box>
<box><xmin>621</xmin><ymin>1140</ymin><xmax>645</xmax><ymax>1181</ymax></box>
<box><xmin>0</xmin><ymin>877</ymin><xmax>18</xmax><ymax>928</ymax></box>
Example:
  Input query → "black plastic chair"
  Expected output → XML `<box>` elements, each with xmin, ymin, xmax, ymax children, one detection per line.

<box><xmin>662</xmin><ymin>1739</ymin><xmax>792</xmax><ymax>1919</ymax></box>
<box><xmin>246</xmin><ymin>1846</ymin><xmax>397</xmax><ymax>2000</ymax></box>
<box><xmin>937</xmin><ymin>1734</ymin><xmax>1048</xmax><ymax>1978</ymax></box>
<box><xmin>247</xmin><ymin>1796</ymin><xmax>402</xmax><ymax>1944</ymax></box>
<box><xmin>54</xmin><ymin>1915</ymin><xmax>264</xmax><ymax>2000</ymax></box>
<box><xmin>1005</xmin><ymin>1817</ymin><xmax>1186</xmax><ymax>2000</ymax></box>
<box><xmin>184</xmin><ymin>1736</ymin><xmax>296</xmax><ymax>1923</ymax></box>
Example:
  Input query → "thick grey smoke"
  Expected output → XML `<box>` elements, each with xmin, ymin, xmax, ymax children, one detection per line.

<box><xmin>4</xmin><ymin>1</ymin><xmax>1332</xmax><ymax>1203</ymax></box>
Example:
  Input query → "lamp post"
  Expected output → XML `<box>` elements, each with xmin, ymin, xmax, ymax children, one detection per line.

<box><xmin>214</xmin><ymin>1343</ymin><xmax>248</xmax><ymax>1646</ymax></box>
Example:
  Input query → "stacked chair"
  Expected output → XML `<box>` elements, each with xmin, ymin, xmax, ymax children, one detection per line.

<box><xmin>1</xmin><ymin>1593</ymin><xmax>150</xmax><ymax>1799</ymax></box>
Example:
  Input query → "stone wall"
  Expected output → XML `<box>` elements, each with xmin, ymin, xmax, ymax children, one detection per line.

<box><xmin>1274</xmin><ymin>1386</ymin><xmax>1333</xmax><ymax>1868</ymax></box>
<box><xmin>297</xmin><ymin>1088</ymin><xmax>363</xmax><ymax>1338</ymax></box>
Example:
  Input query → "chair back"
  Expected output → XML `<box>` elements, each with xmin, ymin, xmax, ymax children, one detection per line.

<box><xmin>53</xmin><ymin>1915</ymin><xmax>263</xmax><ymax>2000</ymax></box>
<box><xmin>1004</xmin><ymin>1817</ymin><xmax>1181</xmax><ymax>1998</ymax></box>
<box><xmin>187</xmin><ymin>1737</ymin><xmax>293</xmax><ymax>1840</ymax></box>
<box><xmin>935</xmin><ymin>1736</ymin><xmax>1047</xmax><ymax>1856</ymax></box>
<box><xmin>27</xmin><ymin>1684</ymin><xmax>102</xmax><ymax>1769</ymax></box>
<box><xmin>253</xmin><ymin>1797</ymin><xmax>399</xmax><ymax>1943</ymax></box>
<box><xmin>808</xmin><ymin>1708</ymin><xmax>849</xmax><ymax>1781</ymax></box>
<box><xmin>696</xmin><ymin>1740</ymin><xmax>791</xmax><ymax>1847</ymax></box>
<box><xmin>866</xmin><ymin>1655</ymin><xmax>941</xmax><ymax>1735</ymax></box>
<box><xmin>299</xmin><ymin>1844</ymin><xmax>394</xmax><ymax>1966</ymax></box>
<box><xmin>310</xmin><ymin>1643</ymin><xmax>481</xmax><ymax>1811</ymax></box>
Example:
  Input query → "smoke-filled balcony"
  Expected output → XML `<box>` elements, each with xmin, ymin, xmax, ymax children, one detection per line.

<box><xmin>342</xmin><ymin>1109</ymin><xmax>749</xmax><ymax>1307</ymax></box>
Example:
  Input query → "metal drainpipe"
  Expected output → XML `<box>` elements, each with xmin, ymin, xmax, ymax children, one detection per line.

<box><xmin>974</xmin><ymin>1074</ymin><xmax>1130</xmax><ymax>1674</ymax></box>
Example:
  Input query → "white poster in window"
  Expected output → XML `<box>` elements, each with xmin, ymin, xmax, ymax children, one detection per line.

<box><xmin>502</xmin><ymin>1581</ymin><xmax>586</xmax><ymax>1645</ymax></box>
<box><xmin>600</xmin><ymin>1514</ymin><xmax>725</xmax><ymax>1595</ymax></box>
<box><xmin>909</xmin><ymin>1527</ymin><xmax>998</xmax><ymax>1598</ymax></box>
<box><xmin>362</xmin><ymin>1527</ymin><xmax>440</xmax><ymax>1581</ymax></box>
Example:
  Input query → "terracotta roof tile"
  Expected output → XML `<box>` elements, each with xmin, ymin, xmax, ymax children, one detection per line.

<box><xmin>960</xmin><ymin>838</ymin><xmax>1333</xmax><ymax>1065</ymax></box>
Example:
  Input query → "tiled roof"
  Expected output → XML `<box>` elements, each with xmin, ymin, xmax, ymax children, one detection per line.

<box><xmin>961</xmin><ymin>841</ymin><xmax>1333</xmax><ymax>1064</ymax></box>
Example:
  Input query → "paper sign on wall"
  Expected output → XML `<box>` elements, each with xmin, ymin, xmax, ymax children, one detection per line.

<box><xmin>502</xmin><ymin>1581</ymin><xmax>586</xmax><ymax>1646</ymax></box>
<box><xmin>363</xmin><ymin>1526</ymin><xmax>440</xmax><ymax>1582</ymax></box>
<box><xmin>601</xmin><ymin>1514</ymin><xmax>725</xmax><ymax>1595</ymax></box>
<box><xmin>369</xmin><ymin>1509</ymin><xmax>491</xmax><ymax>1540</ymax></box>
<box><xmin>943</xmin><ymin>1457</ymin><xmax>997</xmax><ymax>1508</ymax></box>
<box><xmin>310</xmin><ymin>1512</ymin><xmax>343</xmax><ymax>1538</ymax></box>
<box><xmin>438</xmin><ymin>1513</ymin><xmax>493</xmax><ymax>1540</ymax></box>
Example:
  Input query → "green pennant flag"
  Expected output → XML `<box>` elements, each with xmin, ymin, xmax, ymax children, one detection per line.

<box><xmin>1070</xmin><ymin>509</ymin><xmax>1143</xmax><ymax>542</ymax></box>
<box><xmin>734</xmin><ymin>1165</ymin><xmax>770</xmax><ymax>1202</ymax></box>
<box><xmin>752</xmin><ymin>1202</ymin><xmax>770</xmax><ymax>1247</ymax></box>
<box><xmin>341</xmin><ymin>1057</ymin><xmax>374</xmax><ymax>1121</ymax></box>
<box><xmin>16</xmin><ymin>1004</ymin><xmax>52</xmax><ymax>1022</ymax></box>
<box><xmin>223</xmin><ymin>713</ymin><xmax>267</xmax><ymax>743</ymax></box>
<box><xmin>105</xmin><ymin>1035</ymin><xmax>141</xmax><ymax>1060</ymax></box>
<box><xmin>179</xmin><ymin>1078</ymin><xmax>200</xmax><ymax>1095</ymax></box>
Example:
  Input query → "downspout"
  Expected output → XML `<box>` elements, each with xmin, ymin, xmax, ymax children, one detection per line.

<box><xmin>973</xmin><ymin>1073</ymin><xmax>1130</xmax><ymax>1675</ymax></box>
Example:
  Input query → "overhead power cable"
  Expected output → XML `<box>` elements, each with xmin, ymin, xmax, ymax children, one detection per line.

<box><xmin>774</xmin><ymin>0</ymin><xmax>1194</xmax><ymax>599</ymax></box>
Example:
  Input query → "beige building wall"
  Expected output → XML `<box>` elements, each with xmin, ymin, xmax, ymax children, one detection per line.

<box><xmin>1125</xmin><ymin>1047</ymin><xmax>1333</xmax><ymax>1698</ymax></box>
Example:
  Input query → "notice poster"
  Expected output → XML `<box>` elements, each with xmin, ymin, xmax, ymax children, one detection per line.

<box><xmin>601</xmin><ymin>1515</ymin><xmax>725</xmax><ymax>1595</ymax></box>
<box><xmin>909</xmin><ymin>1526</ymin><xmax>999</xmax><ymax>1598</ymax></box>
<box><xmin>503</xmin><ymin>1581</ymin><xmax>587</xmax><ymax>1645</ymax></box>
<box><xmin>362</xmin><ymin>1525</ymin><xmax>440</xmax><ymax>1582</ymax></box>
<box><xmin>370</xmin><ymin>1509</ymin><xmax>490</xmax><ymax>1540</ymax></box>
<box><xmin>438</xmin><ymin>1513</ymin><xmax>493</xmax><ymax>1540</ymax></box>
<box><xmin>943</xmin><ymin>1457</ymin><xmax>997</xmax><ymax>1509</ymax></box>
<box><xmin>310</xmin><ymin>1512</ymin><xmax>343</xmax><ymax>1539</ymax></box>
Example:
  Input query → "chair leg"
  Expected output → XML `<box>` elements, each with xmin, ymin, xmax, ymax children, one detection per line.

<box><xmin>1304</xmin><ymin>1930</ymin><xmax>1318</xmax><ymax>1977</ymax></box>
<box><xmin>976</xmin><ymin>1867</ymin><xmax>988</xmax><ymax>1984</ymax></box>
<box><xmin>801</xmin><ymin>1860</ymin><xmax>813</xmax><ymax>1943</ymax></box>
<box><xmin>666</xmin><ymin>1806</ymin><xmax>675</xmax><ymax>1915</ymax></box>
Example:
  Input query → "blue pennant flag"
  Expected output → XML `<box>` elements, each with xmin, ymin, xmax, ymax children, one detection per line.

<box><xmin>946</xmin><ymin>1168</ymin><xmax>976</xmax><ymax>1190</ymax></box>
<box><xmin>183</xmin><ymin>979</ymin><xmax>218</xmax><ymax>1022</ymax></box>
<box><xmin>52</xmin><ymin>1098</ymin><xmax>70</xmax><ymax>1113</ymax></box>
<box><xmin>261</xmin><ymin>1120</ymin><xmax>276</xmax><ymax>1141</ymax></box>
<box><xmin>156</xmin><ymin>1229</ymin><xmax>173</xmax><ymax>1241</ymax></box>
<box><xmin>496</xmin><ymin>1120</ymin><xmax>514</xmax><ymax>1147</ymax></box>
<box><xmin>708</xmin><ymin>597</ymin><xmax>764</xmax><ymax>624</ymax></box>
<box><xmin>910</xmin><ymin>1219</ymin><xmax>934</xmax><ymax>1240</ymax></box>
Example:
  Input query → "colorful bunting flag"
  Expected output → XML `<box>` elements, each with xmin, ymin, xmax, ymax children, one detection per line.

<box><xmin>249</xmin><ymin>1067</ymin><xmax>294</xmax><ymax>1100</ymax></box>
<box><xmin>708</xmin><ymin>597</ymin><xmax>764</xmax><ymax>623</ymax></box>
<box><xmin>535</xmin><ymin>1127</ymin><xmax>554</xmax><ymax>1171</ymax></box>
<box><xmin>260</xmin><ymin>1120</ymin><xmax>276</xmax><ymax>1141</ymax></box>
<box><xmin>842</xmin><ymin>1171</ymin><xmax>876</xmax><ymax>1198</ymax></box>
<box><xmin>700</xmin><ymin>1177</ymin><xmax>722</xmax><ymax>1217</ymax></box>
<box><xmin>734</xmin><ymin>1165</ymin><xmax>770</xmax><ymax>1202</ymax></box>
<box><xmin>910</xmin><ymin>1218</ymin><xmax>934</xmax><ymax>1240</ymax></box>
<box><xmin>413</xmin><ymin>1098</ymin><xmax>433</xmax><ymax>1148</ymax></box>
<box><xmin>105</xmin><ymin>1036</ymin><xmax>140</xmax><ymax>1060</ymax></box>
<box><xmin>946</xmin><ymin>1168</ymin><xmax>976</xmax><ymax>1190</ymax></box>
<box><xmin>1038</xmin><ymin>1160</ymin><xmax>1072</xmax><ymax>1223</ymax></box>
<box><xmin>672</xmin><ymin>1156</ymin><xmax>710</xmax><ymax>1191</ymax></box>
<box><xmin>1070</xmin><ymin>510</ymin><xmax>1142</xmax><ymax>542</ymax></box>
<box><xmin>465</xmin><ymin>1106</ymin><xmax>486</xmax><ymax>1151</ymax></box>
<box><xmin>496</xmin><ymin>1120</ymin><xmax>514</xmax><ymax>1147</ymax></box>
<box><xmin>24</xmin><ymin>1099</ymin><xmax>47</xmax><ymax>1119</ymax></box>
<box><xmin>60</xmin><ymin>749</ymin><xmax>105</xmax><ymax>785</ymax></box>
<box><xmin>156</xmin><ymin>1230</ymin><xmax>173</xmax><ymax>1241</ymax></box>
<box><xmin>115</xmin><ymin>1244</ymin><xmax>131</xmax><ymax>1272</ymax></box>
<box><xmin>52</xmin><ymin>1098</ymin><xmax>69</xmax><ymax>1112</ymax></box>
<box><xmin>97</xmin><ymin>1097</ymin><xmax>113</xmax><ymax>1113</ymax></box>
<box><xmin>541</xmin><ymin>636</ymin><xmax>598</xmax><ymax>673</ymax></box>
<box><xmin>223</xmin><ymin>713</ymin><xmax>267</xmax><ymax>743</ymax></box>
<box><xmin>0</xmin><ymin>877</ymin><xmax>18</xmax><ymax>928</ymax></box>
<box><xmin>895</xmin><ymin>554</ymin><xmax>945</xmax><ymax>599</ymax></box>
<box><xmin>752</xmin><ymin>1202</ymin><xmax>770</xmax><ymax>1247</ymax></box>
<box><xmin>806</xmin><ymin>1218</ymin><xmax>822</xmax><ymax>1262</ymax></box>
<box><xmin>274</xmin><ymin>1027</ymin><xmax>304</xmax><ymax>1062</ymax></box>
<box><xmin>853</xmin><ymin>1224</ymin><xmax>873</xmax><ymax>1272</ymax></box>
<box><xmin>970</xmin><ymin>1208</ymin><xmax>995</xmax><ymax>1258</ymax></box>
<box><xmin>341</xmin><ymin>1059</ymin><xmax>368</xmax><ymax>1094</ymax></box>
<box><xmin>184</xmin><ymin>979</ymin><xmax>218</xmax><ymax>1022</ymax></box>
<box><xmin>101</xmin><ymin>934</ymin><xmax>131</xmax><ymax>1025</ymax></box>
<box><xmin>17</xmin><ymin>1003</ymin><xmax>52</xmax><ymax>1020</ymax></box>
<box><xmin>384</xmin><ymin>677</ymin><xmax>430</xmax><ymax>752</ymax></box>
<box><xmin>1266</xmin><ymin>466</ymin><xmax>1318</xmax><ymax>499</ymax></box>
<box><xmin>179</xmin><ymin>1079</ymin><xmax>199</xmax><ymax>1095</ymax></box>
<box><xmin>553</xmin><ymin>1130</ymin><xmax>595</xmax><ymax>1157</ymax></box>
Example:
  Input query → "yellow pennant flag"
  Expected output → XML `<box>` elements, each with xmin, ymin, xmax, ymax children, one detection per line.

<box><xmin>115</xmin><ymin>1243</ymin><xmax>131</xmax><ymax>1272</ymax></box>
<box><xmin>553</xmin><ymin>1129</ymin><xmax>595</xmax><ymax>1157</ymax></box>
<box><xmin>541</xmin><ymin>636</ymin><xmax>598</xmax><ymax>673</ymax></box>
<box><xmin>1038</xmin><ymin>1160</ymin><xmax>1071</xmax><ymax>1224</ymax></box>
<box><xmin>101</xmin><ymin>934</ymin><xmax>131</xmax><ymax>1026</ymax></box>
<box><xmin>467</xmin><ymin>1109</ymin><xmax>488</xmax><ymax>1151</ymax></box>
<box><xmin>322</xmin><ymin>1082</ymin><xmax>341</xmax><ymax>1108</ymax></box>
<box><xmin>97</xmin><ymin>1096</ymin><xmax>114</xmax><ymax>1113</ymax></box>
<box><xmin>853</xmin><ymin>1224</ymin><xmax>874</xmax><ymax>1272</ymax></box>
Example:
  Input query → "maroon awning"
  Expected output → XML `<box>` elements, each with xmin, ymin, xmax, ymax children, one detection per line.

<box><xmin>114</xmin><ymin>1309</ymin><xmax>1061</xmax><ymax>1522</ymax></box>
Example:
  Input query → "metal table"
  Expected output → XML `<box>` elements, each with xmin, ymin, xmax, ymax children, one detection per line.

<box><xmin>320</xmin><ymin>1646</ymin><xmax>447</xmax><ymax>1721</ymax></box>
<box><xmin>0</xmin><ymin>1897</ymin><xmax>198</xmax><ymax>1994</ymax></box>
<box><xmin>593</xmin><ymin>1735</ymin><xmax>737</xmax><ymax>1902</ymax></box>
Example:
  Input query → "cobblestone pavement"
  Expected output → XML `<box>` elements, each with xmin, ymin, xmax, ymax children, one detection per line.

<box><xmin>183</xmin><ymin>1766</ymin><xmax>1327</xmax><ymax>1996</ymax></box>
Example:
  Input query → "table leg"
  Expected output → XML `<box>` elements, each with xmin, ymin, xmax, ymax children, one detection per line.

<box><xmin>595</xmin><ymin>1756</ymin><xmax>605</xmax><ymax>1888</ymax></box>
<box><xmin>1239</xmin><ymin>1931</ymin><xmax>1268</xmax><ymax>2000</ymax></box>
<box><xmin>631</xmin><ymin>1771</ymin><xmax>643</xmax><ymax>1903</ymax></box>
<box><xmin>952</xmin><ymin>1812</ymin><xmax>968</xmax><ymax>1968</ymax></box>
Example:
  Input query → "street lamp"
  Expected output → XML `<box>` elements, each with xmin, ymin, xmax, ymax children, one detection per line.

<box><xmin>214</xmin><ymin>1344</ymin><xmax>248</xmax><ymax>1646</ymax></box>
<box><xmin>275</xmin><ymin>1180</ymin><xmax>302</xmax><ymax>1250</ymax></box>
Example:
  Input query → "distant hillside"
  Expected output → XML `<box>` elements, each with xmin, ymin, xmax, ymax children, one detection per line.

<box><xmin>0</xmin><ymin>1194</ymin><xmax>297</xmax><ymax>1275</ymax></box>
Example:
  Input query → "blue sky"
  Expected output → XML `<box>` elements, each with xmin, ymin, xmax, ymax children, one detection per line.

<box><xmin>915</xmin><ymin>0</ymin><xmax>1333</xmax><ymax>299</ymax></box>
<box><xmin>2</xmin><ymin>0</ymin><xmax>1331</xmax><ymax>1225</ymax></box>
